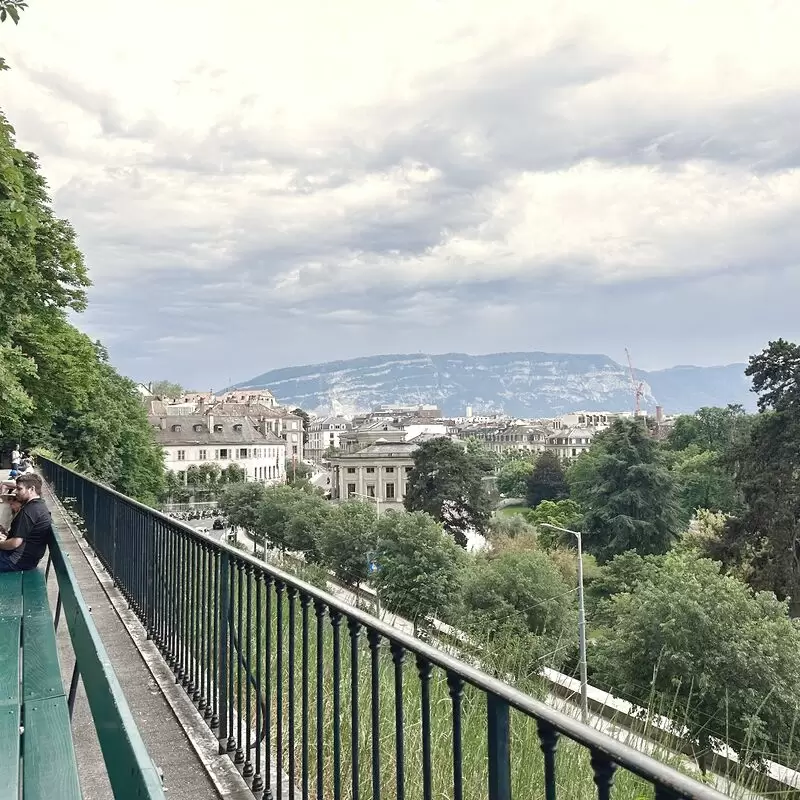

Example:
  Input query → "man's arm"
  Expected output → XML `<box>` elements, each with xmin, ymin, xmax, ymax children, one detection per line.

<box><xmin>0</xmin><ymin>537</ymin><xmax>23</xmax><ymax>550</ymax></box>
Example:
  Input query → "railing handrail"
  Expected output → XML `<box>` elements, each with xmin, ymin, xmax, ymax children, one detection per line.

<box><xmin>40</xmin><ymin>456</ymin><xmax>729</xmax><ymax>800</ymax></box>
<box><xmin>48</xmin><ymin>525</ymin><xmax>166</xmax><ymax>798</ymax></box>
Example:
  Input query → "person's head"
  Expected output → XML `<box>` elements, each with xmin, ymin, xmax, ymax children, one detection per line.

<box><xmin>15</xmin><ymin>473</ymin><xmax>42</xmax><ymax>503</ymax></box>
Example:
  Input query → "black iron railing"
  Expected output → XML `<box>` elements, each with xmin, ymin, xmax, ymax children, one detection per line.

<box><xmin>40</xmin><ymin>457</ymin><xmax>730</xmax><ymax>800</ymax></box>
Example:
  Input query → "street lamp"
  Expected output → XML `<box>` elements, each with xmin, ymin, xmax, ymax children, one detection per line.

<box><xmin>539</xmin><ymin>522</ymin><xmax>589</xmax><ymax>723</ymax></box>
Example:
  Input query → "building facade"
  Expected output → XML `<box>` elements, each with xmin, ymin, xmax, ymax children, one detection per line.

<box><xmin>544</xmin><ymin>427</ymin><xmax>595</xmax><ymax>459</ymax></box>
<box><xmin>307</xmin><ymin>416</ymin><xmax>352</xmax><ymax>460</ymax></box>
<box><xmin>330</xmin><ymin>441</ymin><xmax>419</xmax><ymax>510</ymax></box>
<box><xmin>151</xmin><ymin>414</ymin><xmax>287</xmax><ymax>483</ymax></box>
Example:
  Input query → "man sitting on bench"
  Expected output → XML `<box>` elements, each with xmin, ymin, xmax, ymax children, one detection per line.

<box><xmin>0</xmin><ymin>473</ymin><xmax>53</xmax><ymax>572</ymax></box>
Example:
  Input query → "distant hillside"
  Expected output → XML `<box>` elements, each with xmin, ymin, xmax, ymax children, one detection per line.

<box><xmin>230</xmin><ymin>352</ymin><xmax>754</xmax><ymax>418</ymax></box>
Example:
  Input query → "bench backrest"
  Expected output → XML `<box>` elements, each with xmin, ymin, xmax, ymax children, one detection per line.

<box><xmin>48</xmin><ymin>527</ymin><xmax>166</xmax><ymax>798</ymax></box>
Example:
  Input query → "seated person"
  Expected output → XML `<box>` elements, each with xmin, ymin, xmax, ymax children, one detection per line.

<box><xmin>0</xmin><ymin>473</ymin><xmax>53</xmax><ymax>573</ymax></box>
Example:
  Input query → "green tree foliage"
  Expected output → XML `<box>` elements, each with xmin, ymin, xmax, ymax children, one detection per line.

<box><xmin>219</xmin><ymin>483</ymin><xmax>267</xmax><ymax>552</ymax></box>
<box><xmin>593</xmin><ymin>551</ymin><xmax>800</xmax><ymax>770</ymax></box>
<box><xmin>150</xmin><ymin>380</ymin><xmax>183</xmax><ymax>398</ymax></box>
<box><xmin>462</xmin><ymin>549</ymin><xmax>575</xmax><ymax>649</ymax></box>
<box><xmin>373</xmin><ymin>511</ymin><xmax>464</xmax><ymax>628</ymax></box>
<box><xmin>463</xmin><ymin>437</ymin><xmax>499</xmax><ymax>473</ymax></box>
<box><xmin>524</xmin><ymin>499</ymin><xmax>582</xmax><ymax>548</ymax></box>
<box><xmin>717</xmin><ymin>340</ymin><xmax>800</xmax><ymax>614</ymax></box>
<box><xmin>487</xmin><ymin>510</ymin><xmax>538</xmax><ymax>541</ymax></box>
<box><xmin>0</xmin><ymin>112</ymin><xmax>164</xmax><ymax>504</ymax></box>
<box><xmin>671</xmin><ymin>446</ymin><xmax>738</xmax><ymax>518</ymax></box>
<box><xmin>0</xmin><ymin>2</ymin><xmax>27</xmax><ymax>70</ymax></box>
<box><xmin>319</xmin><ymin>501</ymin><xmax>377</xmax><ymax>587</ymax></box>
<box><xmin>286</xmin><ymin>459</ymin><xmax>313</xmax><ymax>486</ymax></box>
<box><xmin>283</xmin><ymin>492</ymin><xmax>329</xmax><ymax>562</ymax></box>
<box><xmin>525</xmin><ymin>451</ymin><xmax>568</xmax><ymax>508</ymax></box>
<box><xmin>496</xmin><ymin>457</ymin><xmax>535</xmax><ymax>497</ymax></box>
<box><xmin>569</xmin><ymin>420</ymin><xmax>680</xmax><ymax>562</ymax></box>
<box><xmin>404</xmin><ymin>437</ymin><xmax>491</xmax><ymax>546</ymax></box>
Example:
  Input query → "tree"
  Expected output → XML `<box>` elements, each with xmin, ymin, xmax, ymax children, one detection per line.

<box><xmin>219</xmin><ymin>483</ymin><xmax>267</xmax><ymax>553</ymax></box>
<box><xmin>461</xmin><ymin>549</ymin><xmax>576</xmax><ymax>669</ymax></box>
<box><xmin>257</xmin><ymin>485</ymin><xmax>317</xmax><ymax>553</ymax></box>
<box><xmin>569</xmin><ymin>420</ymin><xmax>681</xmax><ymax>562</ymax></box>
<box><xmin>284</xmin><ymin>492</ymin><xmax>330</xmax><ymax>562</ymax></box>
<box><xmin>286</xmin><ymin>459</ymin><xmax>313</xmax><ymax>486</ymax></box>
<box><xmin>150</xmin><ymin>380</ymin><xmax>183</xmax><ymax>399</ymax></box>
<box><xmin>496</xmin><ymin>457</ymin><xmax>535</xmax><ymax>497</ymax></box>
<box><xmin>0</xmin><ymin>1</ymin><xmax>27</xmax><ymax>71</ymax></box>
<box><xmin>594</xmin><ymin>552</ymin><xmax>800</xmax><ymax>770</ymax></box>
<box><xmin>463</xmin><ymin>437</ymin><xmax>498</xmax><ymax>473</ymax></box>
<box><xmin>671</xmin><ymin>445</ymin><xmax>738</xmax><ymax>518</ymax></box>
<box><xmin>525</xmin><ymin>499</ymin><xmax>582</xmax><ymax>548</ymax></box>
<box><xmin>716</xmin><ymin>341</ymin><xmax>800</xmax><ymax>614</ymax></box>
<box><xmin>292</xmin><ymin>408</ymin><xmax>310</xmax><ymax>445</ymax></box>
<box><xmin>319</xmin><ymin>501</ymin><xmax>377</xmax><ymax>588</ymax></box>
<box><xmin>373</xmin><ymin>511</ymin><xmax>464</xmax><ymax>631</ymax></box>
<box><xmin>404</xmin><ymin>438</ymin><xmax>491</xmax><ymax>546</ymax></box>
<box><xmin>525</xmin><ymin>451</ymin><xmax>568</xmax><ymax>508</ymax></box>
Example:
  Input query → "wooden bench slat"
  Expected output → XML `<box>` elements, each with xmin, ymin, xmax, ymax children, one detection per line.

<box><xmin>0</xmin><ymin>705</ymin><xmax>21</xmax><ymax>799</ymax></box>
<box><xmin>21</xmin><ymin>572</ymin><xmax>65</xmax><ymax>705</ymax></box>
<box><xmin>22</xmin><ymin>696</ymin><xmax>81</xmax><ymax>800</ymax></box>
<box><xmin>0</xmin><ymin>615</ymin><xmax>21</xmax><ymax>707</ymax></box>
<box><xmin>0</xmin><ymin>572</ymin><xmax>23</xmax><ymax>618</ymax></box>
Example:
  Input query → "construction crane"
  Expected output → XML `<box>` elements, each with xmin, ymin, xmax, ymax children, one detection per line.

<box><xmin>625</xmin><ymin>347</ymin><xmax>645</xmax><ymax>416</ymax></box>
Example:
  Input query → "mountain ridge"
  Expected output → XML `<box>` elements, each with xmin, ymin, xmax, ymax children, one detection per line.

<box><xmin>229</xmin><ymin>351</ymin><xmax>754</xmax><ymax>418</ymax></box>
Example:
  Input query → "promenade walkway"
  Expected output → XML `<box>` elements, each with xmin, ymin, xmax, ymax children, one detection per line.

<box><xmin>43</xmin><ymin>485</ymin><xmax>252</xmax><ymax>800</ymax></box>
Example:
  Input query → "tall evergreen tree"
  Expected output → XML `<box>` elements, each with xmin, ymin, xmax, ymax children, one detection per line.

<box><xmin>571</xmin><ymin>420</ymin><xmax>680</xmax><ymax>562</ymax></box>
<box><xmin>404</xmin><ymin>437</ymin><xmax>491</xmax><ymax>546</ymax></box>
<box><xmin>525</xmin><ymin>451</ymin><xmax>568</xmax><ymax>508</ymax></box>
<box><xmin>716</xmin><ymin>340</ymin><xmax>800</xmax><ymax>614</ymax></box>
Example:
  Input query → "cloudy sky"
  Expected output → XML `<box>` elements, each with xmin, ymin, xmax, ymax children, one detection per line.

<box><xmin>2</xmin><ymin>0</ymin><xmax>799</xmax><ymax>389</ymax></box>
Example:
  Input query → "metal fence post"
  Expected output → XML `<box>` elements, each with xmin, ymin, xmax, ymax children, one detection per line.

<box><xmin>217</xmin><ymin>550</ymin><xmax>231</xmax><ymax>754</ymax></box>
<box><xmin>487</xmin><ymin>694</ymin><xmax>512</xmax><ymax>800</ymax></box>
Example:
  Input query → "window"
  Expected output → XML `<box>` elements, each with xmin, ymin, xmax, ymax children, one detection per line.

<box><xmin>385</xmin><ymin>483</ymin><xmax>395</xmax><ymax>500</ymax></box>
<box><xmin>346</xmin><ymin>467</ymin><xmax>356</xmax><ymax>474</ymax></box>
<box><xmin>199</xmin><ymin>449</ymin><xmax>207</xmax><ymax>460</ymax></box>
<box><xmin>405</xmin><ymin>466</ymin><xmax>413</xmax><ymax>473</ymax></box>
<box><xmin>177</xmin><ymin>450</ymin><xmax>186</xmax><ymax>461</ymax></box>
<box><xmin>193</xmin><ymin>424</ymin><xmax>203</xmax><ymax>432</ymax></box>
<box><xmin>171</xmin><ymin>424</ymin><xmax>181</xmax><ymax>432</ymax></box>
<box><xmin>366</xmin><ymin>485</ymin><xmax>376</xmax><ymax>498</ymax></box>
<box><xmin>237</xmin><ymin>448</ymin><xmax>249</xmax><ymax>459</ymax></box>
<box><xmin>347</xmin><ymin>483</ymin><xmax>357</xmax><ymax>497</ymax></box>
<box><xmin>385</xmin><ymin>467</ymin><xmax>394</xmax><ymax>473</ymax></box>
<box><xmin>219</xmin><ymin>448</ymin><xmax>229</xmax><ymax>460</ymax></box>
<box><xmin>366</xmin><ymin>467</ymin><xmax>375</xmax><ymax>474</ymax></box>
<box><xmin>214</xmin><ymin>424</ymin><xmax>223</xmax><ymax>433</ymax></box>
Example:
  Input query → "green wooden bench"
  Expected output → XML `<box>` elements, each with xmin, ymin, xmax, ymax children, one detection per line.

<box><xmin>0</xmin><ymin>527</ymin><xmax>165</xmax><ymax>799</ymax></box>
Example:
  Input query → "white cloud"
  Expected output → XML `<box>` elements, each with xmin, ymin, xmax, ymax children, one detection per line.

<box><xmin>2</xmin><ymin>0</ymin><xmax>800</xmax><ymax>383</ymax></box>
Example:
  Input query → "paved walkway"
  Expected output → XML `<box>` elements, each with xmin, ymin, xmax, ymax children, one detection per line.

<box><xmin>43</xmin><ymin>487</ymin><xmax>245</xmax><ymax>800</ymax></box>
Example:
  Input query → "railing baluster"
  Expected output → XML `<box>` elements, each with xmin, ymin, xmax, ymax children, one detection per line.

<box><xmin>589</xmin><ymin>750</ymin><xmax>617</xmax><ymax>800</ymax></box>
<box><xmin>211</xmin><ymin>549</ymin><xmax>220</xmax><ymax>729</ymax></box>
<box><xmin>390</xmin><ymin>642</ymin><xmax>405</xmax><ymax>800</ymax></box>
<box><xmin>315</xmin><ymin>600</ymin><xmax>326</xmax><ymax>800</ymax></box>
<box><xmin>235</xmin><ymin>560</ymin><xmax>245</xmax><ymax>764</ymax></box>
<box><xmin>276</xmin><ymin>580</ymin><xmax>285</xmax><ymax>800</ymax></box>
<box><xmin>368</xmin><ymin>630</ymin><xmax>381</xmax><ymax>800</ymax></box>
<box><xmin>265</xmin><ymin>575</ymin><xmax>275</xmax><ymax>800</ymax></box>
<box><xmin>417</xmin><ymin>656</ymin><xmax>433</xmax><ymax>800</ymax></box>
<box><xmin>189</xmin><ymin>533</ymin><xmax>199</xmax><ymax>699</ymax></box>
<box><xmin>288</xmin><ymin>587</ymin><xmax>297</xmax><ymax>800</ymax></box>
<box><xmin>301</xmin><ymin>594</ymin><xmax>311</xmax><ymax>800</ymax></box>
<box><xmin>331</xmin><ymin>609</ymin><xmax>343</xmax><ymax>800</ymax></box>
<box><xmin>226</xmin><ymin>556</ymin><xmax>236</xmax><ymax>754</ymax></box>
<box><xmin>253</xmin><ymin>572</ymin><xmax>264</xmax><ymax>795</ymax></box>
<box><xmin>243</xmin><ymin>565</ymin><xmax>255</xmax><ymax>778</ymax></box>
<box><xmin>537</xmin><ymin>720</ymin><xmax>559</xmax><ymax>800</ymax></box>
<box><xmin>349</xmin><ymin>618</ymin><xmax>362</xmax><ymax>800</ymax></box>
<box><xmin>487</xmin><ymin>694</ymin><xmax>511</xmax><ymax>800</ymax></box>
<box><xmin>447</xmin><ymin>672</ymin><xmax>464</xmax><ymax>800</ymax></box>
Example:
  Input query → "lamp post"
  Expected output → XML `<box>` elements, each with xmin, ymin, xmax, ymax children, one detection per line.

<box><xmin>540</xmin><ymin>522</ymin><xmax>589</xmax><ymax>723</ymax></box>
<box><xmin>349</xmin><ymin>491</ymin><xmax>382</xmax><ymax>616</ymax></box>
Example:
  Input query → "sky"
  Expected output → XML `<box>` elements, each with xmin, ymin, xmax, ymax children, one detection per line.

<box><xmin>2</xmin><ymin>0</ymin><xmax>799</xmax><ymax>390</ymax></box>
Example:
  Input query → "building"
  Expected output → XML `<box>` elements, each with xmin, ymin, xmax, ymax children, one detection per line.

<box><xmin>552</xmin><ymin>412</ymin><xmax>615</xmax><ymax>429</ymax></box>
<box><xmin>544</xmin><ymin>427</ymin><xmax>595</xmax><ymax>460</ymax></box>
<box><xmin>330</xmin><ymin>440</ymin><xmax>419</xmax><ymax>509</ymax></box>
<box><xmin>339</xmin><ymin>420</ymin><xmax>407</xmax><ymax>453</ymax></box>
<box><xmin>150</xmin><ymin>414</ymin><xmax>287</xmax><ymax>484</ymax></box>
<box><xmin>307</xmin><ymin>416</ymin><xmax>352</xmax><ymax>460</ymax></box>
<box><xmin>462</xmin><ymin>422</ymin><xmax>550</xmax><ymax>454</ymax></box>
<box><xmin>204</xmin><ymin>402</ymin><xmax>305</xmax><ymax>461</ymax></box>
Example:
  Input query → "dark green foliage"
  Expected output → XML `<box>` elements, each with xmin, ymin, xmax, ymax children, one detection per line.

<box><xmin>496</xmin><ymin>457</ymin><xmax>535</xmax><ymax>497</ymax></box>
<box><xmin>525</xmin><ymin>451</ymin><xmax>568</xmax><ymax>508</ymax></box>
<box><xmin>149</xmin><ymin>380</ymin><xmax>183</xmax><ymax>398</ymax></box>
<box><xmin>373</xmin><ymin>511</ymin><xmax>464</xmax><ymax>626</ymax></box>
<box><xmin>0</xmin><ymin>113</ymin><xmax>164</xmax><ymax>504</ymax></box>
<box><xmin>713</xmin><ymin>343</ymin><xmax>800</xmax><ymax>613</ymax></box>
<box><xmin>292</xmin><ymin>408</ymin><xmax>310</xmax><ymax>445</ymax></box>
<box><xmin>594</xmin><ymin>551</ymin><xmax>800</xmax><ymax>769</ymax></box>
<box><xmin>319</xmin><ymin>501</ymin><xmax>377</xmax><ymax>587</ymax></box>
<box><xmin>404</xmin><ymin>437</ymin><xmax>491</xmax><ymax>546</ymax></box>
<box><xmin>569</xmin><ymin>420</ymin><xmax>681</xmax><ymax>562</ymax></box>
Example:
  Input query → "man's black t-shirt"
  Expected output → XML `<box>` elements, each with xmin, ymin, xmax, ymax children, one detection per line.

<box><xmin>8</xmin><ymin>498</ymin><xmax>52</xmax><ymax>570</ymax></box>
